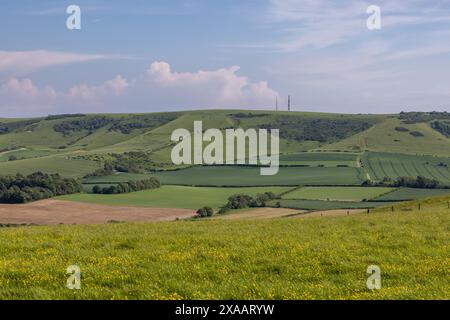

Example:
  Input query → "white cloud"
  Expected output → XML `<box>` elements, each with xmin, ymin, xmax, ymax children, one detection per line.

<box><xmin>0</xmin><ymin>61</ymin><xmax>278</xmax><ymax>116</ymax></box>
<box><xmin>69</xmin><ymin>75</ymin><xmax>129</xmax><ymax>100</ymax></box>
<box><xmin>147</xmin><ymin>61</ymin><xmax>278</xmax><ymax>106</ymax></box>
<box><xmin>0</xmin><ymin>78</ymin><xmax>58</xmax><ymax>116</ymax></box>
<box><xmin>0</xmin><ymin>50</ymin><xmax>107</xmax><ymax>75</ymax></box>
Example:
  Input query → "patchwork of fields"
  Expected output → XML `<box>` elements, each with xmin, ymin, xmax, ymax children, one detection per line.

<box><xmin>1</xmin><ymin>110</ymin><xmax>450</xmax><ymax>300</ymax></box>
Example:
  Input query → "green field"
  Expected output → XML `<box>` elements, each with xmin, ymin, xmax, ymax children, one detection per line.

<box><xmin>372</xmin><ymin>188</ymin><xmax>450</xmax><ymax>201</ymax></box>
<box><xmin>59</xmin><ymin>186</ymin><xmax>293</xmax><ymax>210</ymax></box>
<box><xmin>363</xmin><ymin>152</ymin><xmax>450</xmax><ymax>185</ymax></box>
<box><xmin>0</xmin><ymin>196</ymin><xmax>448</xmax><ymax>299</ymax></box>
<box><xmin>83</xmin><ymin>172</ymin><xmax>151</xmax><ymax>184</ymax></box>
<box><xmin>282</xmin><ymin>187</ymin><xmax>395</xmax><ymax>201</ymax></box>
<box><xmin>0</xmin><ymin>155</ymin><xmax>101</xmax><ymax>178</ymax></box>
<box><xmin>279</xmin><ymin>152</ymin><xmax>359</xmax><ymax>167</ymax></box>
<box><xmin>150</xmin><ymin>166</ymin><xmax>365</xmax><ymax>186</ymax></box>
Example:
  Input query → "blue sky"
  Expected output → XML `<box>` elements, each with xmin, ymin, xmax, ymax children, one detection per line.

<box><xmin>1</xmin><ymin>0</ymin><xmax>450</xmax><ymax>117</ymax></box>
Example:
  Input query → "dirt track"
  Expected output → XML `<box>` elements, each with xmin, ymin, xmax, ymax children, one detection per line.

<box><xmin>0</xmin><ymin>200</ymin><xmax>196</xmax><ymax>225</ymax></box>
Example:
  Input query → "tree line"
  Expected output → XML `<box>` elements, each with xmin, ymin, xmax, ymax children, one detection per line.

<box><xmin>92</xmin><ymin>178</ymin><xmax>160</xmax><ymax>195</ymax></box>
<box><xmin>258</xmin><ymin>117</ymin><xmax>375</xmax><ymax>143</ymax></box>
<box><xmin>0</xmin><ymin>172</ymin><xmax>82</xmax><ymax>203</ymax></box>
<box><xmin>364</xmin><ymin>176</ymin><xmax>441</xmax><ymax>189</ymax></box>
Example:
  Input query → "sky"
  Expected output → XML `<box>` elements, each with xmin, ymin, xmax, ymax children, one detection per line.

<box><xmin>0</xmin><ymin>0</ymin><xmax>450</xmax><ymax>117</ymax></box>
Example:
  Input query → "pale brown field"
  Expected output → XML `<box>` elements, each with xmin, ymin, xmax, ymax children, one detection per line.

<box><xmin>0</xmin><ymin>200</ymin><xmax>195</xmax><ymax>225</ymax></box>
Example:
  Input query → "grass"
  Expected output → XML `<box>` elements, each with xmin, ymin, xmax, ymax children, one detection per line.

<box><xmin>0</xmin><ymin>195</ymin><xmax>448</xmax><ymax>299</ymax></box>
<box><xmin>150</xmin><ymin>166</ymin><xmax>365</xmax><ymax>186</ymax></box>
<box><xmin>282</xmin><ymin>187</ymin><xmax>395</xmax><ymax>201</ymax></box>
<box><xmin>59</xmin><ymin>186</ymin><xmax>293</xmax><ymax>210</ymax></box>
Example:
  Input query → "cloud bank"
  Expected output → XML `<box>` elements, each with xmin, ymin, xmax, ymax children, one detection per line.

<box><xmin>0</xmin><ymin>61</ymin><xmax>278</xmax><ymax>117</ymax></box>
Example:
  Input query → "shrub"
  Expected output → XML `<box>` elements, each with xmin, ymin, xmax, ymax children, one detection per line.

<box><xmin>196</xmin><ymin>207</ymin><xmax>214</xmax><ymax>218</ymax></box>
<box><xmin>409</xmin><ymin>131</ymin><xmax>424</xmax><ymax>137</ymax></box>
<box><xmin>225</xmin><ymin>192</ymin><xmax>278</xmax><ymax>210</ymax></box>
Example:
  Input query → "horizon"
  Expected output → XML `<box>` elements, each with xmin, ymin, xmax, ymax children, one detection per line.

<box><xmin>2</xmin><ymin>108</ymin><xmax>447</xmax><ymax>120</ymax></box>
<box><xmin>1</xmin><ymin>0</ymin><xmax>449</xmax><ymax>117</ymax></box>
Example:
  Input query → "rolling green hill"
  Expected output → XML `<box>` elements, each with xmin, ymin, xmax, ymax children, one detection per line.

<box><xmin>0</xmin><ymin>110</ymin><xmax>449</xmax><ymax>186</ymax></box>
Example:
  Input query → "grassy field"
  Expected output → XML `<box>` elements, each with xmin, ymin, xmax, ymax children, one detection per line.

<box><xmin>282</xmin><ymin>187</ymin><xmax>395</xmax><ymax>201</ymax></box>
<box><xmin>59</xmin><ymin>186</ymin><xmax>293</xmax><ymax>210</ymax></box>
<box><xmin>0</xmin><ymin>155</ymin><xmax>101</xmax><ymax>178</ymax></box>
<box><xmin>150</xmin><ymin>166</ymin><xmax>365</xmax><ymax>186</ymax></box>
<box><xmin>320</xmin><ymin>117</ymin><xmax>450</xmax><ymax>156</ymax></box>
<box><xmin>0</xmin><ymin>195</ymin><xmax>448</xmax><ymax>299</ymax></box>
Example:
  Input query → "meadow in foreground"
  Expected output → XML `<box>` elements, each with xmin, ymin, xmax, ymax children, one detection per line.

<box><xmin>0</xmin><ymin>196</ymin><xmax>448</xmax><ymax>300</ymax></box>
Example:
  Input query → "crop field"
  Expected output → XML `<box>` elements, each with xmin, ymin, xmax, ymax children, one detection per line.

<box><xmin>282</xmin><ymin>187</ymin><xmax>395</xmax><ymax>201</ymax></box>
<box><xmin>0</xmin><ymin>195</ymin><xmax>448</xmax><ymax>299</ymax></box>
<box><xmin>59</xmin><ymin>186</ymin><xmax>293</xmax><ymax>210</ymax></box>
<box><xmin>362</xmin><ymin>152</ymin><xmax>450</xmax><ymax>184</ymax></box>
<box><xmin>279</xmin><ymin>152</ymin><xmax>359</xmax><ymax>167</ymax></box>
<box><xmin>372</xmin><ymin>188</ymin><xmax>450</xmax><ymax>201</ymax></box>
<box><xmin>149</xmin><ymin>166</ymin><xmax>365</xmax><ymax>186</ymax></box>
<box><xmin>272</xmin><ymin>199</ymin><xmax>394</xmax><ymax>210</ymax></box>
